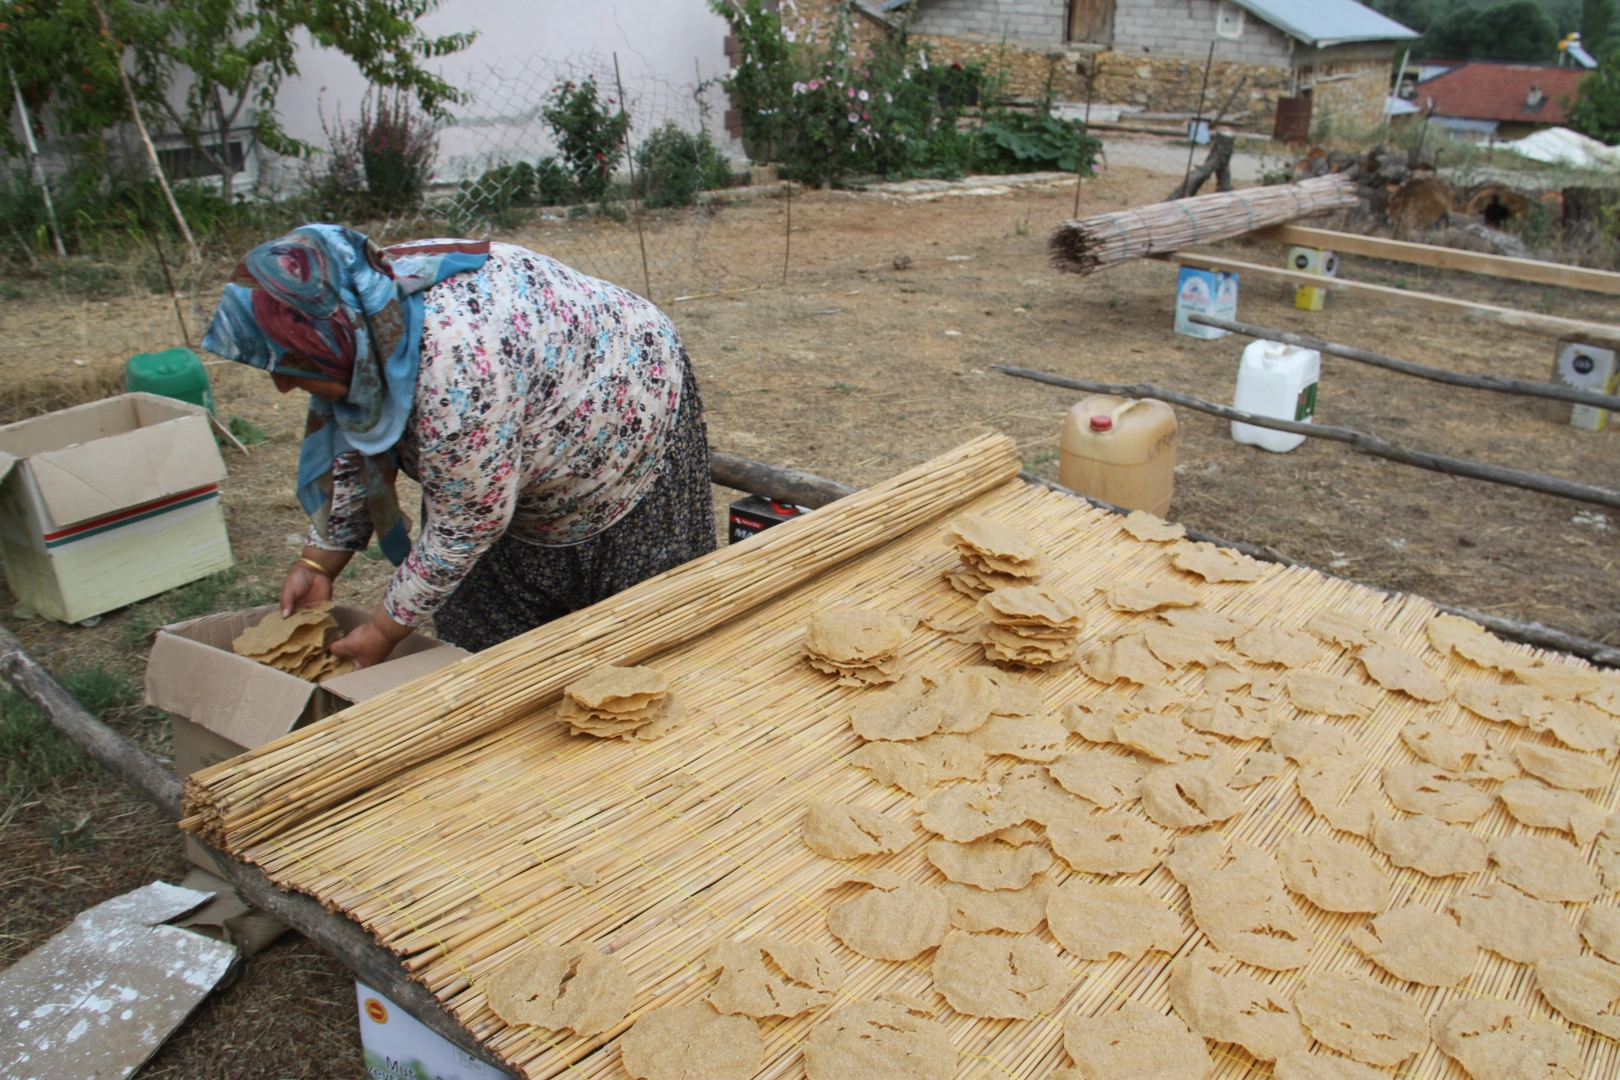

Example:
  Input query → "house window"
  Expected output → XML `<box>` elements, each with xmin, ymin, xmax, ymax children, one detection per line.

<box><xmin>1216</xmin><ymin>2</ymin><xmax>1245</xmax><ymax>39</ymax></box>
<box><xmin>156</xmin><ymin>139</ymin><xmax>247</xmax><ymax>181</ymax></box>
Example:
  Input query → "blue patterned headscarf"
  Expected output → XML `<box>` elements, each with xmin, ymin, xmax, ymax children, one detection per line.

<box><xmin>201</xmin><ymin>226</ymin><xmax>489</xmax><ymax>564</ymax></box>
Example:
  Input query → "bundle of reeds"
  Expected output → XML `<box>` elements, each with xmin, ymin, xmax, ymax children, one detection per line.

<box><xmin>180</xmin><ymin>433</ymin><xmax>1023</xmax><ymax>853</ymax></box>
<box><xmin>1049</xmin><ymin>174</ymin><xmax>1359</xmax><ymax>275</ymax></box>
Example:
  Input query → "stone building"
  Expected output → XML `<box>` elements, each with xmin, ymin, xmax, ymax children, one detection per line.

<box><xmin>823</xmin><ymin>0</ymin><xmax>1418</xmax><ymax>136</ymax></box>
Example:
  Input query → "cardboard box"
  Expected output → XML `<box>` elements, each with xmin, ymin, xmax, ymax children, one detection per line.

<box><xmin>1173</xmin><ymin>266</ymin><xmax>1239</xmax><ymax>339</ymax></box>
<box><xmin>1288</xmin><ymin>245</ymin><xmax>1338</xmax><ymax>311</ymax></box>
<box><xmin>0</xmin><ymin>392</ymin><xmax>233</xmax><ymax>623</ymax></box>
<box><xmin>1548</xmin><ymin>341</ymin><xmax>1618</xmax><ymax>431</ymax></box>
<box><xmin>356</xmin><ymin>981</ymin><xmax>513</xmax><ymax>1080</ymax></box>
<box><xmin>147</xmin><ymin>603</ymin><xmax>468</xmax><ymax>868</ymax></box>
<box><xmin>728</xmin><ymin>495</ymin><xmax>811</xmax><ymax>544</ymax></box>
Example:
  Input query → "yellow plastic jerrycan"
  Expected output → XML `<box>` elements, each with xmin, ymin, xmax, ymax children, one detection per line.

<box><xmin>1058</xmin><ymin>394</ymin><xmax>1178</xmax><ymax>517</ymax></box>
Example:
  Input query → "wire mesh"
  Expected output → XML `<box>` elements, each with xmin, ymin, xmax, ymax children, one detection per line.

<box><xmin>378</xmin><ymin>52</ymin><xmax>784</xmax><ymax>303</ymax></box>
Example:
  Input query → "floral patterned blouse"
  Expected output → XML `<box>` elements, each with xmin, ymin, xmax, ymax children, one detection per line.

<box><xmin>308</xmin><ymin>242</ymin><xmax>686</xmax><ymax>627</ymax></box>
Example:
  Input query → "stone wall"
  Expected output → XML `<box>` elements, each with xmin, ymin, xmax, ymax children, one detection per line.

<box><xmin>904</xmin><ymin>0</ymin><xmax>1066</xmax><ymax>44</ymax></box>
<box><xmin>1112</xmin><ymin>0</ymin><xmax>1293</xmax><ymax>66</ymax></box>
<box><xmin>1302</xmin><ymin>55</ymin><xmax>1395</xmax><ymax>136</ymax></box>
<box><xmin>1088</xmin><ymin>50</ymin><xmax>1292</xmax><ymax>127</ymax></box>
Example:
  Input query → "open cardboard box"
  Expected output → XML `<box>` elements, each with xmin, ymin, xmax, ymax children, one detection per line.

<box><xmin>0</xmin><ymin>392</ymin><xmax>233</xmax><ymax>623</ymax></box>
<box><xmin>146</xmin><ymin>603</ymin><xmax>468</xmax><ymax>868</ymax></box>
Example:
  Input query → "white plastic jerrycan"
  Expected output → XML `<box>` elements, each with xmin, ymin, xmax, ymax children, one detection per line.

<box><xmin>1231</xmin><ymin>339</ymin><xmax>1320</xmax><ymax>453</ymax></box>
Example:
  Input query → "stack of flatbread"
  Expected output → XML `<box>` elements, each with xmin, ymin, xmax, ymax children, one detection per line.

<box><xmin>560</xmin><ymin>665</ymin><xmax>685</xmax><ymax>740</ymax></box>
<box><xmin>230</xmin><ymin>602</ymin><xmax>354</xmax><ymax>682</ymax></box>
<box><xmin>944</xmin><ymin>514</ymin><xmax>1048</xmax><ymax>597</ymax></box>
<box><xmin>804</xmin><ymin>611</ymin><xmax>907</xmax><ymax>686</ymax></box>
<box><xmin>978</xmin><ymin>585</ymin><xmax>1085</xmax><ymax>668</ymax></box>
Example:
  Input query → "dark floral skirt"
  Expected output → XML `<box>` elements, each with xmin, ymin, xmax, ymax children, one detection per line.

<box><xmin>433</xmin><ymin>356</ymin><xmax>716</xmax><ymax>652</ymax></box>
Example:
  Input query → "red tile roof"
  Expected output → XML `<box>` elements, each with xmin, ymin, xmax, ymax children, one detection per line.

<box><xmin>1413</xmin><ymin>62</ymin><xmax>1585</xmax><ymax>124</ymax></box>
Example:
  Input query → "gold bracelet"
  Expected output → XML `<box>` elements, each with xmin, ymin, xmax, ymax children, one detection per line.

<box><xmin>296</xmin><ymin>556</ymin><xmax>336</xmax><ymax>579</ymax></box>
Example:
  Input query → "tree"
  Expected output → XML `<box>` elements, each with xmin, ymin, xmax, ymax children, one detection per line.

<box><xmin>1567</xmin><ymin>45</ymin><xmax>1620</xmax><ymax>143</ymax></box>
<box><xmin>1583</xmin><ymin>0</ymin><xmax>1617</xmax><ymax>57</ymax></box>
<box><xmin>2</xmin><ymin>0</ymin><xmax>475</xmax><ymax>202</ymax></box>
<box><xmin>1421</xmin><ymin>0</ymin><xmax>1560</xmax><ymax>61</ymax></box>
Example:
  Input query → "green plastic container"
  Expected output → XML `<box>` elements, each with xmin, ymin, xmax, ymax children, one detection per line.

<box><xmin>125</xmin><ymin>347</ymin><xmax>215</xmax><ymax>415</ymax></box>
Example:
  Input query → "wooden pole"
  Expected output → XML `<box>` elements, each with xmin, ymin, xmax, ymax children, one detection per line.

<box><xmin>992</xmin><ymin>364</ymin><xmax>1620</xmax><ymax>511</ymax></box>
<box><xmin>1191</xmin><ymin>314</ymin><xmax>1620</xmax><ymax>411</ymax></box>
<box><xmin>1073</xmin><ymin>74</ymin><xmax>1094</xmax><ymax>219</ymax></box>
<box><xmin>1177</xmin><ymin>41</ymin><xmax>1216</xmax><ymax>200</ymax></box>
<box><xmin>7</xmin><ymin>63</ymin><xmax>67</xmax><ymax>257</ymax></box>
<box><xmin>613</xmin><ymin>53</ymin><xmax>654</xmax><ymax>302</ymax></box>
<box><xmin>709</xmin><ymin>450</ymin><xmax>856</xmax><ymax>507</ymax></box>
<box><xmin>91</xmin><ymin>1</ymin><xmax>197</xmax><ymax>264</ymax></box>
<box><xmin>0</xmin><ymin>624</ymin><xmax>512</xmax><ymax>1071</ymax></box>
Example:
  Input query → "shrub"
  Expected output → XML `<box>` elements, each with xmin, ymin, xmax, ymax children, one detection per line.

<box><xmin>1568</xmin><ymin>47</ymin><xmax>1620</xmax><ymax>146</ymax></box>
<box><xmin>358</xmin><ymin>94</ymin><xmax>439</xmax><ymax>214</ymax></box>
<box><xmin>973</xmin><ymin>110</ymin><xmax>1099</xmax><ymax>175</ymax></box>
<box><xmin>542</xmin><ymin>79</ymin><xmax>629</xmax><ymax>202</ymax></box>
<box><xmin>634</xmin><ymin>123</ymin><xmax>732</xmax><ymax>208</ymax></box>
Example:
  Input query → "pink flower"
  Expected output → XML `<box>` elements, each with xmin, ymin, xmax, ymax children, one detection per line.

<box><xmin>848</xmin><ymin>112</ymin><xmax>859</xmax><ymax>123</ymax></box>
<box><xmin>857</xmin><ymin>89</ymin><xmax>869</xmax><ymax>101</ymax></box>
<box><xmin>808</xmin><ymin>78</ymin><xmax>822</xmax><ymax>90</ymax></box>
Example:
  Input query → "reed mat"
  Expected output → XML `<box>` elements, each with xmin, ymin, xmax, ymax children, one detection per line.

<box><xmin>247</xmin><ymin>479</ymin><xmax>1615</xmax><ymax>1080</ymax></box>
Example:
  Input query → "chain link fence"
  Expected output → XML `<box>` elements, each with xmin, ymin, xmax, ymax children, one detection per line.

<box><xmin>374</xmin><ymin>53</ymin><xmax>789</xmax><ymax>303</ymax></box>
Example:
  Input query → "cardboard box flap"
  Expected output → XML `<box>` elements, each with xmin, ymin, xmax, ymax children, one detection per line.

<box><xmin>321</xmin><ymin>642</ymin><xmax>469</xmax><ymax>706</ymax></box>
<box><xmin>0</xmin><ymin>449</ymin><xmax>15</xmax><ymax>488</ymax></box>
<box><xmin>28</xmin><ymin>410</ymin><xmax>225</xmax><ymax>528</ymax></box>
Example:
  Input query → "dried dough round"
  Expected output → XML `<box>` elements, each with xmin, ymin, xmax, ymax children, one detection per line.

<box><xmin>1103</xmin><ymin>578</ymin><xmax>1201</xmax><ymax>613</ymax></box>
<box><xmin>969</xmin><ymin>715</ymin><xmax>1068</xmax><ymax>761</ymax></box>
<box><xmin>1047</xmin><ymin>880</ymin><xmax>1184</xmax><ymax>962</ymax></box>
<box><xmin>1499</xmin><ymin>778</ymin><xmax>1608</xmax><ymax>845</ymax></box>
<box><xmin>1306</xmin><ymin>609</ymin><xmax>1388</xmax><ymax>651</ymax></box>
<box><xmin>482</xmin><ymin>944</ymin><xmax>633</xmax><ymax>1037</ymax></box>
<box><xmin>1535</xmin><ymin>954</ymin><xmax>1620</xmax><ymax>1039</ymax></box>
<box><xmin>917</xmin><ymin>782</ymin><xmax>1026</xmax><ymax>842</ymax></box>
<box><xmin>1294</xmin><ymin>969</ymin><xmax>1428</xmax><ymax>1067</ymax></box>
<box><xmin>1515</xmin><ymin>741</ymin><xmax>1610</xmax><ymax>791</ymax></box>
<box><xmin>941</xmin><ymin>875</ymin><xmax>1053</xmax><ymax>933</ymax></box>
<box><xmin>1401</xmin><ymin>718</ymin><xmax>1488</xmax><ymax>772</ymax></box>
<box><xmin>1063</xmin><ymin>999</ymin><xmax>1211</xmax><ymax>1080</ymax></box>
<box><xmin>1234</xmin><ymin>626</ymin><xmax>1322</xmax><ymax>667</ymax></box>
<box><xmin>1582</xmin><ymin>906</ymin><xmax>1620</xmax><ymax>963</ymax></box>
<box><xmin>1120</xmin><ymin>510</ymin><xmax>1186</xmax><ymax>542</ymax></box>
<box><xmin>850</xmin><ymin>734</ymin><xmax>986</xmax><ymax>796</ymax></box>
<box><xmin>1048</xmin><ymin>751</ymin><xmax>1147</xmax><ymax>807</ymax></box>
<box><xmin>1171</xmin><ymin>540</ymin><xmax>1264</xmax><ymax>583</ymax></box>
<box><xmin>826</xmin><ymin>872</ymin><xmax>948</xmax><ymax>961</ymax></box>
<box><xmin>925</xmin><ymin>836</ymin><xmax>1051</xmax><ymax>890</ymax></box>
<box><xmin>1286</xmin><ymin>670</ymin><xmax>1379</xmax><ymax>717</ymax></box>
<box><xmin>1167</xmin><ymin>946</ymin><xmax>1306</xmax><ymax>1062</ymax></box>
<box><xmin>1165</xmin><ymin>833</ymin><xmax>1313</xmax><ymax>971</ymax></box>
<box><xmin>706</xmin><ymin>937</ymin><xmax>843</xmax><ymax>1018</ymax></box>
<box><xmin>1077</xmin><ymin>632</ymin><xmax>1172</xmax><ymax>686</ymax></box>
<box><xmin>1140</xmin><ymin>755</ymin><xmax>1246</xmax><ymax>829</ymax></box>
<box><xmin>1359</xmin><ymin>642</ymin><xmax>1450</xmax><ymax>701</ymax></box>
<box><xmin>1046</xmin><ymin>808</ymin><xmax>1169</xmax><ymax>876</ymax></box>
<box><xmin>1431</xmin><ymin>998</ymin><xmax>1584</xmax><ymax>1080</ymax></box>
<box><xmin>930</xmin><ymin>930</ymin><xmax>1070</xmax><ymax>1019</ymax></box>
<box><xmin>619</xmin><ymin>1002</ymin><xmax>759</xmax><ymax>1080</ymax></box>
<box><xmin>1371</xmin><ymin>815</ymin><xmax>1487</xmax><ymax>877</ymax></box>
<box><xmin>1450</xmin><ymin>882</ymin><xmax>1582</xmax><ymax>965</ymax></box>
<box><xmin>1277</xmin><ymin>832</ymin><xmax>1390</xmax><ymax>913</ymax></box>
<box><xmin>801</xmin><ymin>802</ymin><xmax>912</xmax><ymax>859</ymax></box>
<box><xmin>1382</xmin><ymin>763</ymin><xmax>1492</xmax><ymax>823</ymax></box>
<box><xmin>1348</xmin><ymin>905</ymin><xmax>1477</xmax><ymax>986</ymax></box>
<box><xmin>1488</xmin><ymin>834</ymin><xmax>1600</xmax><ymax>903</ymax></box>
<box><xmin>802</xmin><ymin>999</ymin><xmax>956</xmax><ymax>1080</ymax></box>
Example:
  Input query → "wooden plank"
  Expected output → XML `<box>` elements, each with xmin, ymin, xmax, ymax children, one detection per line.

<box><xmin>708</xmin><ymin>451</ymin><xmax>855</xmax><ymax>508</ymax></box>
<box><xmin>1252</xmin><ymin>223</ymin><xmax>1620</xmax><ymax>297</ymax></box>
<box><xmin>1157</xmin><ymin>250</ymin><xmax>1620</xmax><ymax>347</ymax></box>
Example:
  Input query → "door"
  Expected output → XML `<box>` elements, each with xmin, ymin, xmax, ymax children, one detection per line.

<box><xmin>1069</xmin><ymin>0</ymin><xmax>1116</xmax><ymax>45</ymax></box>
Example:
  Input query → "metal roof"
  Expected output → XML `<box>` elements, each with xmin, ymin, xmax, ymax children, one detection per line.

<box><xmin>1224</xmin><ymin>0</ymin><xmax>1419</xmax><ymax>47</ymax></box>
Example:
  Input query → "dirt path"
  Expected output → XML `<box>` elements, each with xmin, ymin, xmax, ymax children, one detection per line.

<box><xmin>0</xmin><ymin>162</ymin><xmax>1615</xmax><ymax>1078</ymax></box>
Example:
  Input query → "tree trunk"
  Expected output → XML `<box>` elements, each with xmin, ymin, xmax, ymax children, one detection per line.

<box><xmin>1166</xmin><ymin>133</ymin><xmax>1234</xmax><ymax>200</ymax></box>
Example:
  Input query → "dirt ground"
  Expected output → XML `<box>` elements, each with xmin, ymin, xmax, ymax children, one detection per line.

<box><xmin>1</xmin><ymin>151</ymin><xmax>1616</xmax><ymax>1078</ymax></box>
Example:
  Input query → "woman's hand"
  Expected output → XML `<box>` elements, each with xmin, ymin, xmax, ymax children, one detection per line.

<box><xmin>330</xmin><ymin>609</ymin><xmax>412</xmax><ymax>670</ymax></box>
<box><xmin>281</xmin><ymin>546</ymin><xmax>351</xmax><ymax>616</ymax></box>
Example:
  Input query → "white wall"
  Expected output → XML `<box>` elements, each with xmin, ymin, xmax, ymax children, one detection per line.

<box><xmin>269</xmin><ymin>0</ymin><xmax>732</xmax><ymax>181</ymax></box>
